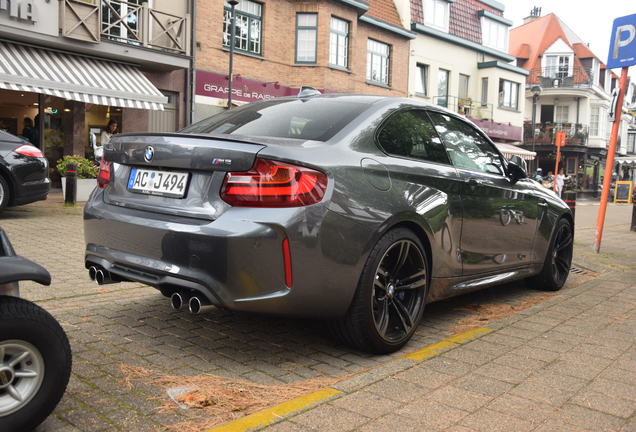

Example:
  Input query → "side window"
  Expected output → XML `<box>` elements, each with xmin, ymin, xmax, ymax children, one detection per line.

<box><xmin>377</xmin><ymin>110</ymin><xmax>450</xmax><ymax>165</ymax></box>
<box><xmin>428</xmin><ymin>112</ymin><xmax>504</xmax><ymax>175</ymax></box>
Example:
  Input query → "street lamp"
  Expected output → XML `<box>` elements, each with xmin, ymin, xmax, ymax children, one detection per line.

<box><xmin>226</xmin><ymin>0</ymin><xmax>239</xmax><ymax>110</ymax></box>
<box><xmin>531</xmin><ymin>85</ymin><xmax>542</xmax><ymax>173</ymax></box>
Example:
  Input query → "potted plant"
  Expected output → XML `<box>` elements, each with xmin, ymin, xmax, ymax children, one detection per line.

<box><xmin>56</xmin><ymin>155</ymin><xmax>98</xmax><ymax>202</ymax></box>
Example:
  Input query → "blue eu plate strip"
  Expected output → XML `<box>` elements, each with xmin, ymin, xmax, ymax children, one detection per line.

<box><xmin>128</xmin><ymin>168</ymin><xmax>138</xmax><ymax>189</ymax></box>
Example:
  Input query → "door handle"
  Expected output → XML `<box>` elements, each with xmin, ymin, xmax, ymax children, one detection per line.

<box><xmin>538</xmin><ymin>201</ymin><xmax>548</xmax><ymax>208</ymax></box>
<box><xmin>465</xmin><ymin>178</ymin><xmax>484</xmax><ymax>186</ymax></box>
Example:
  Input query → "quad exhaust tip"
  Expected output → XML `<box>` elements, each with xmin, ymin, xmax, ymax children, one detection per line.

<box><xmin>88</xmin><ymin>266</ymin><xmax>97</xmax><ymax>281</ymax></box>
<box><xmin>188</xmin><ymin>296</ymin><xmax>215</xmax><ymax>314</ymax></box>
<box><xmin>170</xmin><ymin>292</ymin><xmax>188</xmax><ymax>310</ymax></box>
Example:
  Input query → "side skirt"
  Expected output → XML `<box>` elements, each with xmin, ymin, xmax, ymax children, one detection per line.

<box><xmin>427</xmin><ymin>266</ymin><xmax>538</xmax><ymax>303</ymax></box>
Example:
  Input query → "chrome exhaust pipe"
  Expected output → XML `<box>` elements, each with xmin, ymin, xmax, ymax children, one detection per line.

<box><xmin>88</xmin><ymin>266</ymin><xmax>98</xmax><ymax>281</ymax></box>
<box><xmin>188</xmin><ymin>296</ymin><xmax>215</xmax><ymax>314</ymax></box>
<box><xmin>95</xmin><ymin>269</ymin><xmax>121</xmax><ymax>285</ymax></box>
<box><xmin>170</xmin><ymin>292</ymin><xmax>189</xmax><ymax>310</ymax></box>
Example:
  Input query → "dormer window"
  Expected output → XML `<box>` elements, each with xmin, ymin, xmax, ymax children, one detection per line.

<box><xmin>423</xmin><ymin>0</ymin><xmax>450</xmax><ymax>32</ymax></box>
<box><xmin>481</xmin><ymin>17</ymin><xmax>508</xmax><ymax>51</ymax></box>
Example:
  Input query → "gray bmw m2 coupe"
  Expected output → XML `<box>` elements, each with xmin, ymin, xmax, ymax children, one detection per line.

<box><xmin>84</xmin><ymin>94</ymin><xmax>573</xmax><ymax>353</ymax></box>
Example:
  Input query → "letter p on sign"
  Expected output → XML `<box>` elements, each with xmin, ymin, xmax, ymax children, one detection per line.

<box><xmin>607</xmin><ymin>13</ymin><xmax>636</xmax><ymax>69</ymax></box>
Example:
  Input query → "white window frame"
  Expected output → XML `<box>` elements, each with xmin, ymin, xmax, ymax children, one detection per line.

<box><xmin>415</xmin><ymin>63</ymin><xmax>429</xmax><ymax>96</ymax></box>
<box><xmin>366</xmin><ymin>39</ymin><xmax>390</xmax><ymax>85</ymax></box>
<box><xmin>555</xmin><ymin>105</ymin><xmax>569</xmax><ymax>124</ymax></box>
<box><xmin>423</xmin><ymin>0</ymin><xmax>449</xmax><ymax>32</ymax></box>
<box><xmin>481</xmin><ymin>17</ymin><xmax>508</xmax><ymax>52</ymax></box>
<box><xmin>545</xmin><ymin>54</ymin><xmax>572</xmax><ymax>78</ymax></box>
<box><xmin>590</xmin><ymin>106</ymin><xmax>600</xmax><ymax>137</ymax></box>
<box><xmin>329</xmin><ymin>17</ymin><xmax>349</xmax><ymax>69</ymax></box>
<box><xmin>498</xmin><ymin>79</ymin><xmax>519</xmax><ymax>110</ymax></box>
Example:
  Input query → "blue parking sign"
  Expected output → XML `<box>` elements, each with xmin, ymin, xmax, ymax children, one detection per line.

<box><xmin>607</xmin><ymin>13</ymin><xmax>636</xmax><ymax>69</ymax></box>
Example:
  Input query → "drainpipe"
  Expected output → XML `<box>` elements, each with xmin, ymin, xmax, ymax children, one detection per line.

<box><xmin>187</xmin><ymin>0</ymin><xmax>197</xmax><ymax>125</ymax></box>
<box><xmin>576</xmin><ymin>97</ymin><xmax>580</xmax><ymax>124</ymax></box>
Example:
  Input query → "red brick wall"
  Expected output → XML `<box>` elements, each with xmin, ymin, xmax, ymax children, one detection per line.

<box><xmin>195</xmin><ymin>0</ymin><xmax>409</xmax><ymax>96</ymax></box>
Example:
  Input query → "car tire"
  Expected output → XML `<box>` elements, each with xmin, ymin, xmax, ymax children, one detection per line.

<box><xmin>0</xmin><ymin>175</ymin><xmax>9</xmax><ymax>210</ymax></box>
<box><xmin>330</xmin><ymin>228</ymin><xmax>429</xmax><ymax>354</ymax></box>
<box><xmin>530</xmin><ymin>218</ymin><xmax>573</xmax><ymax>291</ymax></box>
<box><xmin>0</xmin><ymin>296</ymin><xmax>72</xmax><ymax>431</ymax></box>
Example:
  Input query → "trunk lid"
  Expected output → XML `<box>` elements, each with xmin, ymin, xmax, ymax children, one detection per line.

<box><xmin>103</xmin><ymin>133</ymin><xmax>266</xmax><ymax>220</ymax></box>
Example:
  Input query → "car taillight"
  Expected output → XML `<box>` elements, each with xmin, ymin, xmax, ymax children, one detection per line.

<box><xmin>97</xmin><ymin>160</ymin><xmax>111</xmax><ymax>189</ymax></box>
<box><xmin>14</xmin><ymin>144</ymin><xmax>43</xmax><ymax>158</ymax></box>
<box><xmin>220</xmin><ymin>158</ymin><xmax>327</xmax><ymax>207</ymax></box>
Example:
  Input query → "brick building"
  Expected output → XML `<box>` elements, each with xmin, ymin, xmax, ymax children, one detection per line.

<box><xmin>193</xmin><ymin>0</ymin><xmax>414</xmax><ymax>120</ymax></box>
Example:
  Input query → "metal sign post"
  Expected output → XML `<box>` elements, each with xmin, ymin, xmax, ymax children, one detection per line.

<box><xmin>594</xmin><ymin>13</ymin><xmax>636</xmax><ymax>253</ymax></box>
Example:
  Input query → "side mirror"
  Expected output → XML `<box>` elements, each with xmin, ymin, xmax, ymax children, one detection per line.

<box><xmin>507</xmin><ymin>156</ymin><xmax>527</xmax><ymax>183</ymax></box>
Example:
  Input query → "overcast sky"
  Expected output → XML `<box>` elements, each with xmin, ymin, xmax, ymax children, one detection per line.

<box><xmin>501</xmin><ymin>0</ymin><xmax>636</xmax><ymax>79</ymax></box>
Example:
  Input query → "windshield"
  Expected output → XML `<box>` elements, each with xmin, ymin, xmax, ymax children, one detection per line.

<box><xmin>181</xmin><ymin>98</ymin><xmax>371</xmax><ymax>142</ymax></box>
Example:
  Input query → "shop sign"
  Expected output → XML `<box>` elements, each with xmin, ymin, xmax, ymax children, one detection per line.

<box><xmin>467</xmin><ymin>117</ymin><xmax>523</xmax><ymax>141</ymax></box>
<box><xmin>0</xmin><ymin>0</ymin><xmax>58</xmax><ymax>36</ymax></box>
<box><xmin>196</xmin><ymin>70</ymin><xmax>299</xmax><ymax>104</ymax></box>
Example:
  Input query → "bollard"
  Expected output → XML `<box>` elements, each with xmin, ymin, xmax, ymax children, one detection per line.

<box><xmin>563</xmin><ymin>191</ymin><xmax>576</xmax><ymax>220</ymax></box>
<box><xmin>64</xmin><ymin>163</ymin><xmax>77</xmax><ymax>205</ymax></box>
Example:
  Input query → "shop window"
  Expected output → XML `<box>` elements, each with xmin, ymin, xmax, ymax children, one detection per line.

<box><xmin>566</xmin><ymin>157</ymin><xmax>576</xmax><ymax>174</ymax></box>
<box><xmin>424</xmin><ymin>0</ymin><xmax>449</xmax><ymax>32</ymax></box>
<box><xmin>415</xmin><ymin>63</ymin><xmax>429</xmax><ymax>96</ymax></box>
<box><xmin>366</xmin><ymin>39</ymin><xmax>390</xmax><ymax>85</ymax></box>
<box><xmin>498</xmin><ymin>79</ymin><xmax>519</xmax><ymax>110</ymax></box>
<box><xmin>223</xmin><ymin>0</ymin><xmax>263</xmax><ymax>55</ymax></box>
<box><xmin>329</xmin><ymin>17</ymin><xmax>349</xmax><ymax>68</ymax></box>
<box><xmin>295</xmin><ymin>13</ymin><xmax>317</xmax><ymax>64</ymax></box>
<box><xmin>627</xmin><ymin>133</ymin><xmax>636</xmax><ymax>154</ymax></box>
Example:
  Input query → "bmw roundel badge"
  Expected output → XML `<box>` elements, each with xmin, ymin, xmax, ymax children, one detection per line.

<box><xmin>144</xmin><ymin>146</ymin><xmax>154</xmax><ymax>163</ymax></box>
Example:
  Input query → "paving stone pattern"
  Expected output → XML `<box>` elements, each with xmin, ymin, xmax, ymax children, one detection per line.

<box><xmin>0</xmin><ymin>197</ymin><xmax>633</xmax><ymax>431</ymax></box>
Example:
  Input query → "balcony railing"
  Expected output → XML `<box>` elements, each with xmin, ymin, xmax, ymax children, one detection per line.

<box><xmin>524</xmin><ymin>122</ymin><xmax>589</xmax><ymax>146</ymax></box>
<box><xmin>60</xmin><ymin>0</ymin><xmax>188</xmax><ymax>54</ymax></box>
<box><xmin>101</xmin><ymin>0</ymin><xmax>188</xmax><ymax>53</ymax></box>
<box><xmin>529</xmin><ymin>67</ymin><xmax>594</xmax><ymax>89</ymax></box>
<box><xmin>432</xmin><ymin>96</ymin><xmax>494</xmax><ymax>121</ymax></box>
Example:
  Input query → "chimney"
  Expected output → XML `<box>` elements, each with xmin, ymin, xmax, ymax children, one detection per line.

<box><xmin>523</xmin><ymin>6</ymin><xmax>542</xmax><ymax>24</ymax></box>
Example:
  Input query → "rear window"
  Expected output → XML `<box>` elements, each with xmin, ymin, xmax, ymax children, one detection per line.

<box><xmin>181</xmin><ymin>98</ymin><xmax>370</xmax><ymax>142</ymax></box>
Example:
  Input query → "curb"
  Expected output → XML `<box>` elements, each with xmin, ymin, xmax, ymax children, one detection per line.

<box><xmin>206</xmin><ymin>327</ymin><xmax>493</xmax><ymax>432</ymax></box>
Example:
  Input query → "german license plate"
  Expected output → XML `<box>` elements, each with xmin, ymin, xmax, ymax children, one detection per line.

<box><xmin>127</xmin><ymin>168</ymin><xmax>189</xmax><ymax>198</ymax></box>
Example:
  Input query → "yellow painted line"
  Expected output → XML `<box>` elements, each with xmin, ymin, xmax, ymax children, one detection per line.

<box><xmin>446</xmin><ymin>327</ymin><xmax>493</xmax><ymax>344</ymax></box>
<box><xmin>402</xmin><ymin>340</ymin><xmax>457</xmax><ymax>361</ymax></box>
<box><xmin>401</xmin><ymin>327</ymin><xmax>493</xmax><ymax>361</ymax></box>
<box><xmin>207</xmin><ymin>387</ymin><xmax>341</xmax><ymax>432</ymax></box>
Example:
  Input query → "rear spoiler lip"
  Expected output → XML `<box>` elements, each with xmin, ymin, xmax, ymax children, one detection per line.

<box><xmin>110</xmin><ymin>132</ymin><xmax>314</xmax><ymax>148</ymax></box>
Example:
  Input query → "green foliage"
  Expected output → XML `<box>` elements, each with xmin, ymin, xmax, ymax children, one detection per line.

<box><xmin>56</xmin><ymin>155</ymin><xmax>98</xmax><ymax>179</ymax></box>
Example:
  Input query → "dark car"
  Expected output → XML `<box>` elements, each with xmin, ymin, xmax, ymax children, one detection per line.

<box><xmin>84</xmin><ymin>95</ymin><xmax>573</xmax><ymax>353</ymax></box>
<box><xmin>0</xmin><ymin>130</ymin><xmax>49</xmax><ymax>210</ymax></box>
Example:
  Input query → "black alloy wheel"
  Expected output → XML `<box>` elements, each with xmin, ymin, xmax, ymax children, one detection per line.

<box><xmin>331</xmin><ymin>228</ymin><xmax>428</xmax><ymax>354</ymax></box>
<box><xmin>372</xmin><ymin>239</ymin><xmax>426</xmax><ymax>343</ymax></box>
<box><xmin>532</xmin><ymin>218</ymin><xmax>573</xmax><ymax>291</ymax></box>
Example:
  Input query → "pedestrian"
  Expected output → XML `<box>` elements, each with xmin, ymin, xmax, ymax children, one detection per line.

<box><xmin>22</xmin><ymin>117</ymin><xmax>35</xmax><ymax>144</ymax></box>
<box><xmin>534</xmin><ymin>168</ymin><xmax>543</xmax><ymax>181</ymax></box>
<box><xmin>101</xmin><ymin>119</ymin><xmax>118</xmax><ymax>146</ymax></box>
<box><xmin>555</xmin><ymin>168</ymin><xmax>567</xmax><ymax>197</ymax></box>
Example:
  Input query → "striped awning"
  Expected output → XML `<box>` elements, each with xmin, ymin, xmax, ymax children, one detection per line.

<box><xmin>0</xmin><ymin>40</ymin><xmax>166</xmax><ymax>110</ymax></box>
<box><xmin>494</xmin><ymin>142</ymin><xmax>537</xmax><ymax>161</ymax></box>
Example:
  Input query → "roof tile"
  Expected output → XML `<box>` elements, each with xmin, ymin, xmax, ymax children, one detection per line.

<box><xmin>366</xmin><ymin>0</ymin><xmax>403</xmax><ymax>28</ymax></box>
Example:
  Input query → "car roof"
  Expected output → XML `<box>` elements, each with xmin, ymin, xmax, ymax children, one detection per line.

<box><xmin>0</xmin><ymin>130</ymin><xmax>25</xmax><ymax>144</ymax></box>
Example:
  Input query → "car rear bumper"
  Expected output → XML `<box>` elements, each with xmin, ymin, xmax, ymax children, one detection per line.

<box><xmin>83</xmin><ymin>191</ymin><xmax>363</xmax><ymax>317</ymax></box>
<box><xmin>13</xmin><ymin>178</ymin><xmax>49</xmax><ymax>206</ymax></box>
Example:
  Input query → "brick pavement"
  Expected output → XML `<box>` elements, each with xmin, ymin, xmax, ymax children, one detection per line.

<box><xmin>0</xmin><ymin>194</ymin><xmax>633</xmax><ymax>431</ymax></box>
